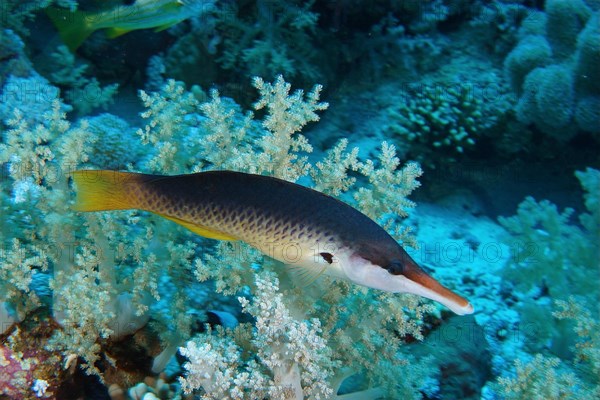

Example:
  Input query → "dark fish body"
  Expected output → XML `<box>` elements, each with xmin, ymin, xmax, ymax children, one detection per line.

<box><xmin>144</xmin><ymin>171</ymin><xmax>401</xmax><ymax>264</ymax></box>
<box><xmin>72</xmin><ymin>170</ymin><xmax>473</xmax><ymax>315</ymax></box>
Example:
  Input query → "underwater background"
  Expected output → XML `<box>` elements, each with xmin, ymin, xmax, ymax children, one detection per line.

<box><xmin>1</xmin><ymin>0</ymin><xmax>599</xmax><ymax>399</ymax></box>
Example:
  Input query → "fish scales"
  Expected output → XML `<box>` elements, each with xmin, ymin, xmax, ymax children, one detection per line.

<box><xmin>133</xmin><ymin>171</ymin><xmax>399</xmax><ymax>266</ymax></box>
<box><xmin>71</xmin><ymin>169</ymin><xmax>474</xmax><ymax>315</ymax></box>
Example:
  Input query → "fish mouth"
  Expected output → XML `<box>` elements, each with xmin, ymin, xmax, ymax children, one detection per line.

<box><xmin>401</xmin><ymin>259</ymin><xmax>474</xmax><ymax>315</ymax></box>
<box><xmin>343</xmin><ymin>252</ymin><xmax>474</xmax><ymax>315</ymax></box>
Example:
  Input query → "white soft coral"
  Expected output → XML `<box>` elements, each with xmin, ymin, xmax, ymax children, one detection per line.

<box><xmin>179</xmin><ymin>272</ymin><xmax>333</xmax><ymax>399</ymax></box>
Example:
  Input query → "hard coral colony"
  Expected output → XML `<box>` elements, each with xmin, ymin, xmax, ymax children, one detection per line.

<box><xmin>1</xmin><ymin>0</ymin><xmax>599</xmax><ymax>400</ymax></box>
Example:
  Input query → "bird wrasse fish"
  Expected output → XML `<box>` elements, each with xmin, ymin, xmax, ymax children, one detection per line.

<box><xmin>71</xmin><ymin>170</ymin><xmax>474</xmax><ymax>315</ymax></box>
<box><xmin>47</xmin><ymin>0</ymin><xmax>208</xmax><ymax>51</ymax></box>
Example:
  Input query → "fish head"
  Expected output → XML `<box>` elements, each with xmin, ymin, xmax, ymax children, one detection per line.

<box><xmin>339</xmin><ymin>250</ymin><xmax>474</xmax><ymax>315</ymax></box>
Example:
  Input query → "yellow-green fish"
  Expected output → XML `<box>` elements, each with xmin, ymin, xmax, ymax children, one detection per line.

<box><xmin>71</xmin><ymin>170</ymin><xmax>474</xmax><ymax>315</ymax></box>
<box><xmin>47</xmin><ymin>0</ymin><xmax>207</xmax><ymax>51</ymax></box>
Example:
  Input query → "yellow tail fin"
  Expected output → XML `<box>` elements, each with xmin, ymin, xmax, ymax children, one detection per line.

<box><xmin>71</xmin><ymin>170</ymin><xmax>140</xmax><ymax>212</ymax></box>
<box><xmin>46</xmin><ymin>7</ymin><xmax>98</xmax><ymax>51</ymax></box>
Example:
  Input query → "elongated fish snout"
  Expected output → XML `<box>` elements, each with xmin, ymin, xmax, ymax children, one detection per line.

<box><xmin>341</xmin><ymin>252</ymin><xmax>474</xmax><ymax>315</ymax></box>
<box><xmin>397</xmin><ymin>259</ymin><xmax>474</xmax><ymax>315</ymax></box>
<box><xmin>72</xmin><ymin>168</ymin><xmax>474</xmax><ymax>316</ymax></box>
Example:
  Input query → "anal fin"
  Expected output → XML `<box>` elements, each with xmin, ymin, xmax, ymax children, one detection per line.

<box><xmin>105</xmin><ymin>27</ymin><xmax>132</xmax><ymax>39</ymax></box>
<box><xmin>156</xmin><ymin>213</ymin><xmax>238</xmax><ymax>241</ymax></box>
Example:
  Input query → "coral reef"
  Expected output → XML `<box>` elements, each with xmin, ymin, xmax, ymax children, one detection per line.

<box><xmin>496</xmin><ymin>297</ymin><xmax>600</xmax><ymax>399</ymax></box>
<box><xmin>44</xmin><ymin>45</ymin><xmax>119</xmax><ymax>115</ymax></box>
<box><xmin>0</xmin><ymin>29</ymin><xmax>34</xmax><ymax>87</ymax></box>
<box><xmin>384</xmin><ymin>83</ymin><xmax>493</xmax><ymax>168</ymax></box>
<box><xmin>1</xmin><ymin>73</ymin><xmax>432</xmax><ymax>398</ymax></box>
<box><xmin>497</xmin><ymin>353</ymin><xmax>582</xmax><ymax>399</ymax></box>
<box><xmin>492</xmin><ymin>168</ymin><xmax>600</xmax><ymax>397</ymax></box>
<box><xmin>180</xmin><ymin>272</ymin><xmax>334</xmax><ymax>399</ymax></box>
<box><xmin>0</xmin><ymin>0</ymin><xmax>77</xmax><ymax>36</ymax></box>
<box><xmin>1</xmin><ymin>0</ymin><xmax>599</xmax><ymax>399</ymax></box>
<box><xmin>504</xmin><ymin>2</ymin><xmax>600</xmax><ymax>139</ymax></box>
<box><xmin>498</xmin><ymin>168</ymin><xmax>599</xmax><ymax>302</ymax></box>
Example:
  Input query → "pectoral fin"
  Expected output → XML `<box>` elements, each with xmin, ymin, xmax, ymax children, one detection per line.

<box><xmin>287</xmin><ymin>264</ymin><xmax>328</xmax><ymax>288</ymax></box>
<box><xmin>286</xmin><ymin>252</ymin><xmax>333</xmax><ymax>287</ymax></box>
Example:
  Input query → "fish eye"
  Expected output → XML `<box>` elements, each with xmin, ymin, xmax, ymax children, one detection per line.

<box><xmin>320</xmin><ymin>252</ymin><xmax>334</xmax><ymax>264</ymax></box>
<box><xmin>386</xmin><ymin>260</ymin><xmax>405</xmax><ymax>275</ymax></box>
